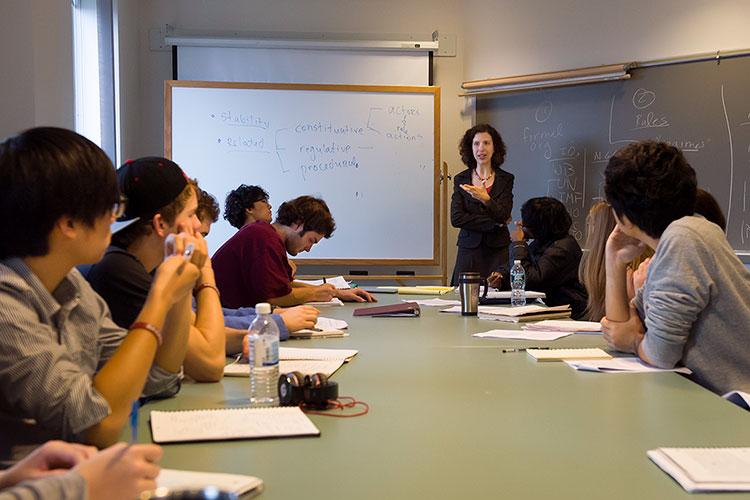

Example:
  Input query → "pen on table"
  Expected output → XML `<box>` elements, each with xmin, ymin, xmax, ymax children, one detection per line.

<box><xmin>501</xmin><ymin>347</ymin><xmax>551</xmax><ymax>353</ymax></box>
<box><xmin>130</xmin><ymin>400</ymin><xmax>140</xmax><ymax>444</ymax></box>
<box><xmin>322</xmin><ymin>277</ymin><xmax>327</xmax><ymax>284</ymax></box>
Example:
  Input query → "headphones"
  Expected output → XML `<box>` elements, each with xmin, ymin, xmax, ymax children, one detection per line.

<box><xmin>278</xmin><ymin>372</ymin><xmax>339</xmax><ymax>409</ymax></box>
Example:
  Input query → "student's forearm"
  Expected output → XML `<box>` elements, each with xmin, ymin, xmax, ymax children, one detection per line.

<box><xmin>225</xmin><ymin>327</ymin><xmax>246</xmax><ymax>355</ymax></box>
<box><xmin>268</xmin><ymin>288</ymin><xmax>312</xmax><ymax>307</ymax></box>
<box><xmin>88</xmin><ymin>298</ymin><xmax>170</xmax><ymax>447</ymax></box>
<box><xmin>605</xmin><ymin>254</ymin><xmax>631</xmax><ymax>322</ymax></box>
<box><xmin>155</xmin><ymin>294</ymin><xmax>192</xmax><ymax>373</ymax></box>
<box><xmin>183</xmin><ymin>270</ymin><xmax>226</xmax><ymax>381</ymax></box>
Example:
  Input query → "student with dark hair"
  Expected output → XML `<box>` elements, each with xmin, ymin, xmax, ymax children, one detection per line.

<box><xmin>450</xmin><ymin>123</ymin><xmax>514</xmax><ymax>284</ymax></box>
<box><xmin>86</xmin><ymin>159</ymin><xmax>226</xmax><ymax>383</ymax></box>
<box><xmin>0</xmin><ymin>128</ymin><xmax>201</xmax><ymax>449</ymax></box>
<box><xmin>193</xmin><ymin>188</ymin><xmax>320</xmax><ymax>347</ymax></box>
<box><xmin>490</xmin><ymin>197</ymin><xmax>587</xmax><ymax>319</ymax></box>
<box><xmin>213</xmin><ymin>195</ymin><xmax>375</xmax><ymax>307</ymax></box>
<box><xmin>224</xmin><ymin>184</ymin><xmax>272</xmax><ymax>229</ymax></box>
<box><xmin>603</xmin><ymin>140</ymin><xmax>750</xmax><ymax>395</ymax></box>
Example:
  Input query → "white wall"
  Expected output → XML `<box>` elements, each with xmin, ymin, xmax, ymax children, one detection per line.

<box><xmin>0</xmin><ymin>0</ymin><xmax>74</xmax><ymax>139</ymax></box>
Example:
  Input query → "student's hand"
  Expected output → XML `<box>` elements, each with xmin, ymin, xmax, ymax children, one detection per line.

<box><xmin>165</xmin><ymin>232</ymin><xmax>208</xmax><ymax>270</ymax></box>
<box><xmin>0</xmin><ymin>440</ymin><xmax>97</xmax><ymax>488</ymax></box>
<box><xmin>76</xmin><ymin>442</ymin><xmax>162</xmax><ymax>500</ymax></box>
<box><xmin>280</xmin><ymin>305</ymin><xmax>320</xmax><ymax>331</ymax></box>
<box><xmin>309</xmin><ymin>284</ymin><xmax>337</xmax><ymax>302</ymax></box>
<box><xmin>487</xmin><ymin>271</ymin><xmax>503</xmax><ymax>289</ymax></box>
<box><xmin>336</xmin><ymin>288</ymin><xmax>377</xmax><ymax>303</ymax></box>
<box><xmin>152</xmin><ymin>254</ymin><xmax>201</xmax><ymax>306</ymax></box>
<box><xmin>288</xmin><ymin>259</ymin><xmax>298</xmax><ymax>279</ymax></box>
<box><xmin>460</xmin><ymin>183</ymin><xmax>490</xmax><ymax>204</ymax></box>
<box><xmin>509</xmin><ymin>221</ymin><xmax>524</xmax><ymax>242</ymax></box>
<box><xmin>605</xmin><ymin>226</ymin><xmax>647</xmax><ymax>267</ymax></box>
<box><xmin>601</xmin><ymin>305</ymin><xmax>645</xmax><ymax>354</ymax></box>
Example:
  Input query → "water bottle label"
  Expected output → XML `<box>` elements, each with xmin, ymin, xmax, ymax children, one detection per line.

<box><xmin>263</xmin><ymin>339</ymin><xmax>279</xmax><ymax>366</ymax></box>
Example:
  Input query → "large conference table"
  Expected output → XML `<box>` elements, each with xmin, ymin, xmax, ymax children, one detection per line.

<box><xmin>134</xmin><ymin>294</ymin><xmax>750</xmax><ymax>499</ymax></box>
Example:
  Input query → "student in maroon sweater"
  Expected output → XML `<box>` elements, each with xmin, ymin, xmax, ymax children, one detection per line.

<box><xmin>212</xmin><ymin>195</ymin><xmax>375</xmax><ymax>308</ymax></box>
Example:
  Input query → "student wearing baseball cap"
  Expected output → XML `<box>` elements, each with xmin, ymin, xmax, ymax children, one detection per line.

<box><xmin>0</xmin><ymin>127</ymin><xmax>202</xmax><ymax>450</ymax></box>
<box><xmin>85</xmin><ymin>158</ymin><xmax>226</xmax><ymax>382</ymax></box>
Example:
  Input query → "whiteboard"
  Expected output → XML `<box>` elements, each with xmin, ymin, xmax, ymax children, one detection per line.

<box><xmin>166</xmin><ymin>81</ymin><xmax>440</xmax><ymax>263</ymax></box>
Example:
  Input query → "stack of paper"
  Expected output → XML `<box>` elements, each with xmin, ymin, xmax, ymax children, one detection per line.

<box><xmin>224</xmin><ymin>347</ymin><xmax>359</xmax><ymax>377</ymax></box>
<box><xmin>157</xmin><ymin>469</ymin><xmax>263</xmax><ymax>496</ymax></box>
<box><xmin>438</xmin><ymin>304</ymin><xmax>572</xmax><ymax>323</ymax></box>
<box><xmin>564</xmin><ymin>357</ymin><xmax>692</xmax><ymax>373</ymax></box>
<box><xmin>526</xmin><ymin>347</ymin><xmax>611</xmax><ymax>362</ymax></box>
<box><xmin>472</xmin><ymin>329</ymin><xmax>572</xmax><ymax>341</ymax></box>
<box><xmin>305</xmin><ymin>297</ymin><xmax>344</xmax><ymax>307</ymax></box>
<box><xmin>648</xmin><ymin>447</ymin><xmax>750</xmax><ymax>492</ymax></box>
<box><xmin>523</xmin><ymin>319</ymin><xmax>602</xmax><ymax>333</ymax></box>
<box><xmin>481</xmin><ymin>290</ymin><xmax>546</xmax><ymax>300</ymax></box>
<box><xmin>290</xmin><ymin>317</ymin><xmax>349</xmax><ymax>339</ymax></box>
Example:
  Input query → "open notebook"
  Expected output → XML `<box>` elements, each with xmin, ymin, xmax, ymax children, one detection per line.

<box><xmin>157</xmin><ymin>469</ymin><xmax>263</xmax><ymax>497</ymax></box>
<box><xmin>150</xmin><ymin>406</ymin><xmax>320</xmax><ymax>443</ymax></box>
<box><xmin>224</xmin><ymin>347</ymin><xmax>358</xmax><ymax>377</ymax></box>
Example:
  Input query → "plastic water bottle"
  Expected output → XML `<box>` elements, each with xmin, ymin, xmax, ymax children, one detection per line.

<box><xmin>510</xmin><ymin>259</ymin><xmax>526</xmax><ymax>307</ymax></box>
<box><xmin>246</xmin><ymin>303</ymin><xmax>280</xmax><ymax>406</ymax></box>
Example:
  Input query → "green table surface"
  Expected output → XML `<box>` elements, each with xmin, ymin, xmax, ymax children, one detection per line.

<box><xmin>132</xmin><ymin>294</ymin><xmax>750</xmax><ymax>499</ymax></box>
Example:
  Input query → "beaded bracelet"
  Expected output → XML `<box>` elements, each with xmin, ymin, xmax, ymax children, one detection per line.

<box><xmin>129</xmin><ymin>321</ymin><xmax>163</xmax><ymax>346</ymax></box>
<box><xmin>194</xmin><ymin>282</ymin><xmax>220</xmax><ymax>298</ymax></box>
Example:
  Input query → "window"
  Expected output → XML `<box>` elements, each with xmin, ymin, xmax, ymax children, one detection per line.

<box><xmin>72</xmin><ymin>0</ymin><xmax>118</xmax><ymax>162</ymax></box>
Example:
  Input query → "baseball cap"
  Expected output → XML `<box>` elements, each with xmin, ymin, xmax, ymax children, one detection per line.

<box><xmin>111</xmin><ymin>157</ymin><xmax>189</xmax><ymax>234</ymax></box>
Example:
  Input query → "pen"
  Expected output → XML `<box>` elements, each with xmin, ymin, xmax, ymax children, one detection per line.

<box><xmin>130</xmin><ymin>400</ymin><xmax>140</xmax><ymax>443</ymax></box>
<box><xmin>322</xmin><ymin>277</ymin><xmax>327</xmax><ymax>284</ymax></box>
<box><xmin>501</xmin><ymin>347</ymin><xmax>551</xmax><ymax>353</ymax></box>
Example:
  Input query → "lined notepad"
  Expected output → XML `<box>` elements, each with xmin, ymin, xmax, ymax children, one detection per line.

<box><xmin>279</xmin><ymin>347</ymin><xmax>358</xmax><ymax>361</ymax></box>
<box><xmin>158</xmin><ymin>469</ymin><xmax>263</xmax><ymax>496</ymax></box>
<box><xmin>648</xmin><ymin>447</ymin><xmax>750</xmax><ymax>492</ymax></box>
<box><xmin>526</xmin><ymin>348</ymin><xmax>611</xmax><ymax>362</ymax></box>
<box><xmin>150</xmin><ymin>406</ymin><xmax>320</xmax><ymax>443</ymax></box>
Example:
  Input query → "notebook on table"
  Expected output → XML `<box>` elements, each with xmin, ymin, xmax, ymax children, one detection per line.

<box><xmin>648</xmin><ymin>447</ymin><xmax>750</xmax><ymax>492</ymax></box>
<box><xmin>353</xmin><ymin>302</ymin><xmax>421</xmax><ymax>317</ymax></box>
<box><xmin>157</xmin><ymin>469</ymin><xmax>263</xmax><ymax>497</ymax></box>
<box><xmin>224</xmin><ymin>359</ymin><xmax>347</xmax><ymax>377</ymax></box>
<box><xmin>150</xmin><ymin>406</ymin><xmax>320</xmax><ymax>443</ymax></box>
<box><xmin>526</xmin><ymin>347</ymin><xmax>612</xmax><ymax>362</ymax></box>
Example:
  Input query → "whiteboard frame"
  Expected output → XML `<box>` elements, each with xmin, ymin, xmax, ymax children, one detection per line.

<box><xmin>164</xmin><ymin>80</ymin><xmax>441</xmax><ymax>265</ymax></box>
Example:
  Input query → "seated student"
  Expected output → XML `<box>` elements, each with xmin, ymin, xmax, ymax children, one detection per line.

<box><xmin>213</xmin><ymin>195</ymin><xmax>375</xmax><ymax>308</ymax></box>
<box><xmin>602</xmin><ymin>140</ymin><xmax>750</xmax><ymax>395</ymax></box>
<box><xmin>0</xmin><ymin>127</ymin><xmax>200</xmax><ymax>448</ymax></box>
<box><xmin>0</xmin><ymin>440</ymin><xmax>161</xmax><ymax>499</ymax></box>
<box><xmin>194</xmin><ymin>188</ymin><xmax>319</xmax><ymax>350</ymax></box>
<box><xmin>578</xmin><ymin>201</ymin><xmax>652</xmax><ymax>321</ymax></box>
<box><xmin>490</xmin><ymin>197</ymin><xmax>587</xmax><ymax>319</ymax></box>
<box><xmin>85</xmin><ymin>159</ymin><xmax>225</xmax><ymax>382</ymax></box>
<box><xmin>224</xmin><ymin>184</ymin><xmax>273</xmax><ymax>229</ymax></box>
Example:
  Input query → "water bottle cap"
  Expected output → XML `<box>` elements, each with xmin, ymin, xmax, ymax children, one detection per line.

<box><xmin>255</xmin><ymin>302</ymin><xmax>272</xmax><ymax>314</ymax></box>
<box><xmin>513</xmin><ymin>260</ymin><xmax>521</xmax><ymax>264</ymax></box>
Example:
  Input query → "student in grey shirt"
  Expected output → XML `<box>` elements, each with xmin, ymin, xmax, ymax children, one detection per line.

<box><xmin>0</xmin><ymin>127</ymin><xmax>202</xmax><ymax>450</ymax></box>
<box><xmin>601</xmin><ymin>140</ymin><xmax>750</xmax><ymax>395</ymax></box>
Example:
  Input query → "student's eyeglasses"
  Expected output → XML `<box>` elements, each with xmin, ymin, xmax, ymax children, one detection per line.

<box><xmin>112</xmin><ymin>196</ymin><xmax>127</xmax><ymax>219</ymax></box>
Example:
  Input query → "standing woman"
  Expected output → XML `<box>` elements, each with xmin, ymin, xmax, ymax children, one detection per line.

<box><xmin>450</xmin><ymin>124</ymin><xmax>514</xmax><ymax>285</ymax></box>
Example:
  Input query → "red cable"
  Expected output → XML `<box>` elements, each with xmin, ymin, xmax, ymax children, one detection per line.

<box><xmin>301</xmin><ymin>397</ymin><xmax>369</xmax><ymax>417</ymax></box>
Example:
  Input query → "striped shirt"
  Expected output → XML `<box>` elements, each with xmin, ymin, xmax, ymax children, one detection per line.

<box><xmin>0</xmin><ymin>471</ymin><xmax>85</xmax><ymax>500</ymax></box>
<box><xmin>0</xmin><ymin>258</ymin><xmax>180</xmax><ymax>446</ymax></box>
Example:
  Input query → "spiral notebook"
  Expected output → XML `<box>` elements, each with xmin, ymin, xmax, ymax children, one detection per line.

<box><xmin>150</xmin><ymin>406</ymin><xmax>320</xmax><ymax>443</ymax></box>
<box><xmin>648</xmin><ymin>447</ymin><xmax>750</xmax><ymax>492</ymax></box>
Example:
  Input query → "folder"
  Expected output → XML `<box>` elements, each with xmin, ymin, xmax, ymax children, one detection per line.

<box><xmin>353</xmin><ymin>302</ymin><xmax>421</xmax><ymax>317</ymax></box>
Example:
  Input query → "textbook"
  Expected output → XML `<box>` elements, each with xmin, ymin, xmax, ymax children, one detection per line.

<box><xmin>353</xmin><ymin>302</ymin><xmax>421</xmax><ymax>317</ymax></box>
<box><xmin>526</xmin><ymin>347</ymin><xmax>611</xmax><ymax>362</ymax></box>
<box><xmin>157</xmin><ymin>469</ymin><xmax>263</xmax><ymax>497</ymax></box>
<box><xmin>150</xmin><ymin>406</ymin><xmax>320</xmax><ymax>443</ymax></box>
<box><xmin>648</xmin><ymin>447</ymin><xmax>750</xmax><ymax>492</ymax></box>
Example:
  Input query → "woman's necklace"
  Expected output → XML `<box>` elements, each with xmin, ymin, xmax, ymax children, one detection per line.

<box><xmin>474</xmin><ymin>168</ymin><xmax>494</xmax><ymax>193</ymax></box>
